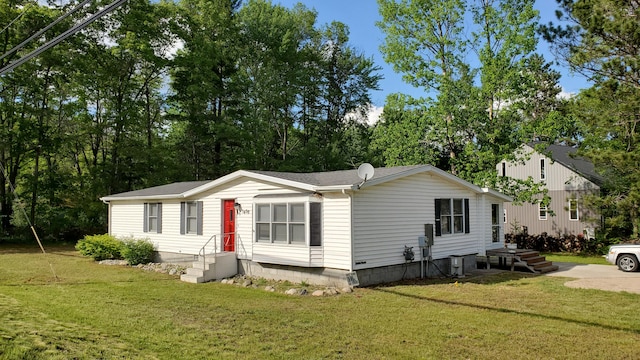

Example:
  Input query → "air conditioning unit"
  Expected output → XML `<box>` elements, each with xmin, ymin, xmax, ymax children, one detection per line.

<box><xmin>450</xmin><ymin>255</ymin><xmax>464</xmax><ymax>277</ymax></box>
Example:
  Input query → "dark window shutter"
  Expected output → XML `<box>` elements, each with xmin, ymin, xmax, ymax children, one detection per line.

<box><xmin>157</xmin><ymin>203</ymin><xmax>162</xmax><ymax>234</ymax></box>
<box><xmin>464</xmin><ymin>199</ymin><xmax>470</xmax><ymax>233</ymax></box>
<box><xmin>180</xmin><ymin>202</ymin><xmax>186</xmax><ymax>235</ymax></box>
<box><xmin>196</xmin><ymin>201</ymin><xmax>203</xmax><ymax>235</ymax></box>
<box><xmin>310</xmin><ymin>203</ymin><xmax>321</xmax><ymax>246</ymax></box>
<box><xmin>435</xmin><ymin>199</ymin><xmax>442</xmax><ymax>236</ymax></box>
<box><xmin>143</xmin><ymin>203</ymin><xmax>149</xmax><ymax>232</ymax></box>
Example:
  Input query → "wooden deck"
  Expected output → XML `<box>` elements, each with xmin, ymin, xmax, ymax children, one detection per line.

<box><xmin>483</xmin><ymin>248</ymin><xmax>559</xmax><ymax>274</ymax></box>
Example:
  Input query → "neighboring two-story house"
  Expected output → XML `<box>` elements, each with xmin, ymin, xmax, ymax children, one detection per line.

<box><xmin>498</xmin><ymin>143</ymin><xmax>603</xmax><ymax>238</ymax></box>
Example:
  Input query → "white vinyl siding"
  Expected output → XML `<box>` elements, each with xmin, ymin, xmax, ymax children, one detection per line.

<box><xmin>321</xmin><ymin>193</ymin><xmax>351</xmax><ymax>269</ymax></box>
<box><xmin>110</xmin><ymin>178</ymin><xmax>294</xmax><ymax>259</ymax></box>
<box><xmin>351</xmin><ymin>172</ymin><xmax>483</xmax><ymax>269</ymax></box>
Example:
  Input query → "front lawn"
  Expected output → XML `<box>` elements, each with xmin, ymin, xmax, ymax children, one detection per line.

<box><xmin>0</xmin><ymin>244</ymin><xmax>638</xmax><ymax>359</ymax></box>
<box><xmin>542</xmin><ymin>252</ymin><xmax>610</xmax><ymax>265</ymax></box>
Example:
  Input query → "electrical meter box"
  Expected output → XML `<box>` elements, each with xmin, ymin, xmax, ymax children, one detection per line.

<box><xmin>418</xmin><ymin>236</ymin><xmax>426</xmax><ymax>247</ymax></box>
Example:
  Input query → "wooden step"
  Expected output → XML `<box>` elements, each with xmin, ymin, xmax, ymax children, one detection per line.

<box><xmin>517</xmin><ymin>251</ymin><xmax>540</xmax><ymax>259</ymax></box>
<box><xmin>537</xmin><ymin>264</ymin><xmax>559</xmax><ymax>274</ymax></box>
<box><xmin>530</xmin><ymin>261</ymin><xmax>553</xmax><ymax>270</ymax></box>
<box><xmin>524</xmin><ymin>256</ymin><xmax>545</xmax><ymax>265</ymax></box>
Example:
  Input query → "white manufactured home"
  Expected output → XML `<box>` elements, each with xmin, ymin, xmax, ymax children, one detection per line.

<box><xmin>101</xmin><ymin>165</ymin><xmax>511</xmax><ymax>286</ymax></box>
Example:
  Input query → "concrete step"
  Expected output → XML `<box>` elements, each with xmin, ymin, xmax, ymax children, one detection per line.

<box><xmin>186</xmin><ymin>267</ymin><xmax>206</xmax><ymax>276</ymax></box>
<box><xmin>192</xmin><ymin>261</ymin><xmax>215</xmax><ymax>270</ymax></box>
<box><xmin>180</xmin><ymin>274</ymin><xmax>204</xmax><ymax>283</ymax></box>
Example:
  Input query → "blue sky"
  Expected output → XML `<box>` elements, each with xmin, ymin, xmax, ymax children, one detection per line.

<box><xmin>275</xmin><ymin>0</ymin><xmax>591</xmax><ymax>109</ymax></box>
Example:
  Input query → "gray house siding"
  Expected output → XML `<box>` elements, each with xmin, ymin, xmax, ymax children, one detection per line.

<box><xmin>504</xmin><ymin>189</ymin><xmax>599</xmax><ymax>237</ymax></box>
<box><xmin>499</xmin><ymin>144</ymin><xmax>601</xmax><ymax>237</ymax></box>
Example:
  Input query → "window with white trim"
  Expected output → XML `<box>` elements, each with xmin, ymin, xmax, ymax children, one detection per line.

<box><xmin>435</xmin><ymin>198</ymin><xmax>469</xmax><ymax>236</ymax></box>
<box><xmin>180</xmin><ymin>201</ymin><xmax>203</xmax><ymax>235</ymax></box>
<box><xmin>492</xmin><ymin>204</ymin><xmax>500</xmax><ymax>242</ymax></box>
<box><xmin>540</xmin><ymin>158</ymin><xmax>546</xmax><ymax>180</ymax></box>
<box><xmin>539</xmin><ymin>203</ymin><xmax>548</xmax><ymax>220</ymax></box>
<box><xmin>143</xmin><ymin>202</ymin><xmax>162</xmax><ymax>233</ymax></box>
<box><xmin>255</xmin><ymin>202</ymin><xmax>321</xmax><ymax>246</ymax></box>
<box><xmin>569</xmin><ymin>199</ymin><xmax>578</xmax><ymax>221</ymax></box>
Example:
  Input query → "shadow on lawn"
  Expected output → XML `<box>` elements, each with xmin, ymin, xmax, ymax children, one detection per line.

<box><xmin>372</xmin><ymin>286</ymin><xmax>640</xmax><ymax>335</ymax></box>
<box><xmin>0</xmin><ymin>243</ymin><xmax>77</xmax><ymax>255</ymax></box>
<box><xmin>376</xmin><ymin>269</ymin><xmax>538</xmax><ymax>287</ymax></box>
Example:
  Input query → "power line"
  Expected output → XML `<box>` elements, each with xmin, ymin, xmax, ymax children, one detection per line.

<box><xmin>0</xmin><ymin>0</ymin><xmax>129</xmax><ymax>76</ymax></box>
<box><xmin>0</xmin><ymin>0</ymin><xmax>93</xmax><ymax>63</ymax></box>
<box><xmin>0</xmin><ymin>4</ymin><xmax>32</xmax><ymax>38</ymax></box>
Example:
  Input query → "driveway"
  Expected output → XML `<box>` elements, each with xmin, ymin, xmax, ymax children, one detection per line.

<box><xmin>545</xmin><ymin>262</ymin><xmax>640</xmax><ymax>294</ymax></box>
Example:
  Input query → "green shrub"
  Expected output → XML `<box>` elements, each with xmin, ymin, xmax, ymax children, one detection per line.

<box><xmin>76</xmin><ymin>234</ymin><xmax>123</xmax><ymax>261</ymax></box>
<box><xmin>120</xmin><ymin>238</ymin><xmax>155</xmax><ymax>265</ymax></box>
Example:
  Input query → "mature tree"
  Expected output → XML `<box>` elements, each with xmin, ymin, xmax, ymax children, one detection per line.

<box><xmin>0</xmin><ymin>0</ymin><xmax>67</xmax><ymax>234</ymax></box>
<box><xmin>377</xmin><ymin>0</ymin><xmax>467</xmax><ymax>174</ymax></box>
<box><xmin>0</xmin><ymin>0</ymin><xmax>382</xmax><ymax>240</ymax></box>
<box><xmin>292</xmin><ymin>21</ymin><xmax>381</xmax><ymax>171</ymax></box>
<box><xmin>168</xmin><ymin>0</ymin><xmax>242</xmax><ymax>179</ymax></box>
<box><xmin>542</xmin><ymin>0</ymin><xmax>640</xmax><ymax>238</ymax></box>
<box><xmin>375</xmin><ymin>0</ymin><xmax>561</xmax><ymax>205</ymax></box>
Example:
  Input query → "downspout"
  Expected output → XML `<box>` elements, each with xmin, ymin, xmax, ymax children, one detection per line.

<box><xmin>101</xmin><ymin>199</ymin><xmax>111</xmax><ymax>235</ymax></box>
<box><xmin>343</xmin><ymin>188</ymin><xmax>354</xmax><ymax>272</ymax></box>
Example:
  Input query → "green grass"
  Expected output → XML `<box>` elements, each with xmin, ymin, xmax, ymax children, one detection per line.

<box><xmin>542</xmin><ymin>252</ymin><xmax>610</xmax><ymax>265</ymax></box>
<box><xmin>1</xmin><ymin>244</ymin><xmax>639</xmax><ymax>359</ymax></box>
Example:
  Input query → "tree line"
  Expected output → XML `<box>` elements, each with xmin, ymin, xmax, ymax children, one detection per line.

<box><xmin>0</xmin><ymin>0</ymin><xmax>381</xmax><ymax>239</ymax></box>
<box><xmin>0</xmin><ymin>0</ymin><xmax>637</xmax><ymax>241</ymax></box>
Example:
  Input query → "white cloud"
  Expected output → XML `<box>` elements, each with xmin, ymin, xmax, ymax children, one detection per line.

<box><xmin>557</xmin><ymin>88</ymin><xmax>576</xmax><ymax>99</ymax></box>
<box><xmin>365</xmin><ymin>105</ymin><xmax>383</xmax><ymax>126</ymax></box>
<box><xmin>346</xmin><ymin>104</ymin><xmax>383</xmax><ymax>126</ymax></box>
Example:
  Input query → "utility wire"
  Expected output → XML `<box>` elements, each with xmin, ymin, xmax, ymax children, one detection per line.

<box><xmin>0</xmin><ymin>160</ymin><xmax>58</xmax><ymax>281</ymax></box>
<box><xmin>0</xmin><ymin>4</ymin><xmax>32</xmax><ymax>38</ymax></box>
<box><xmin>0</xmin><ymin>0</ymin><xmax>129</xmax><ymax>76</ymax></box>
<box><xmin>0</xmin><ymin>0</ymin><xmax>93</xmax><ymax>63</ymax></box>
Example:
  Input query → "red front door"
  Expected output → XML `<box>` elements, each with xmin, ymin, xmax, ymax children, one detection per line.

<box><xmin>223</xmin><ymin>200</ymin><xmax>235</xmax><ymax>252</ymax></box>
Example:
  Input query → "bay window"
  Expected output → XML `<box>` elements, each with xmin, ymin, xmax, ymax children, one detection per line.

<box><xmin>255</xmin><ymin>200</ymin><xmax>321</xmax><ymax>246</ymax></box>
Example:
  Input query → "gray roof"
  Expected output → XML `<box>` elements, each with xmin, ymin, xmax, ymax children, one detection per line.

<box><xmin>101</xmin><ymin>164</ymin><xmax>513</xmax><ymax>202</ymax></box>
<box><xmin>531</xmin><ymin>143</ymin><xmax>604</xmax><ymax>185</ymax></box>
<box><xmin>101</xmin><ymin>165</ymin><xmax>425</xmax><ymax>200</ymax></box>
<box><xmin>247</xmin><ymin>165</ymin><xmax>423</xmax><ymax>187</ymax></box>
<box><xmin>104</xmin><ymin>181</ymin><xmax>210</xmax><ymax>199</ymax></box>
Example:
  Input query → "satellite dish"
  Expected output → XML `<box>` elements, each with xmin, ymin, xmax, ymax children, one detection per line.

<box><xmin>357</xmin><ymin>163</ymin><xmax>375</xmax><ymax>183</ymax></box>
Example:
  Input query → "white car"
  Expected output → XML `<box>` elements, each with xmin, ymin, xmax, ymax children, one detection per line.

<box><xmin>606</xmin><ymin>244</ymin><xmax>640</xmax><ymax>272</ymax></box>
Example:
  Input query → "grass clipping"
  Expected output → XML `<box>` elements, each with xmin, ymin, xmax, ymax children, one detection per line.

<box><xmin>0</xmin><ymin>294</ymin><xmax>153</xmax><ymax>360</ymax></box>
